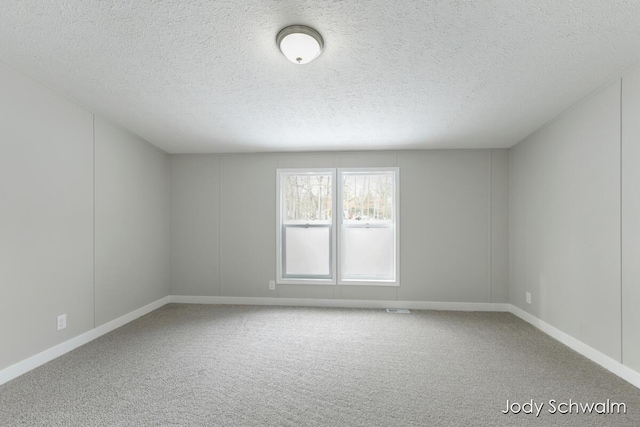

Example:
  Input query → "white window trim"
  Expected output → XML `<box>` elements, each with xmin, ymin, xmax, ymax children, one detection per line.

<box><xmin>276</xmin><ymin>168</ymin><xmax>337</xmax><ymax>285</ymax></box>
<box><xmin>276</xmin><ymin>167</ymin><xmax>399</xmax><ymax>287</ymax></box>
<box><xmin>337</xmin><ymin>167</ymin><xmax>400</xmax><ymax>287</ymax></box>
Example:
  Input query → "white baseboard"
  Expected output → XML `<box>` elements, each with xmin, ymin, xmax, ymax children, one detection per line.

<box><xmin>0</xmin><ymin>296</ymin><xmax>170</xmax><ymax>386</ymax></box>
<box><xmin>169</xmin><ymin>295</ymin><xmax>510</xmax><ymax>312</ymax></box>
<box><xmin>509</xmin><ymin>304</ymin><xmax>640</xmax><ymax>389</ymax></box>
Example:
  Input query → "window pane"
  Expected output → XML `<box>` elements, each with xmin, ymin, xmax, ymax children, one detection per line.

<box><xmin>285</xmin><ymin>226</ymin><xmax>331</xmax><ymax>276</ymax></box>
<box><xmin>342</xmin><ymin>227</ymin><xmax>394</xmax><ymax>279</ymax></box>
<box><xmin>342</xmin><ymin>173</ymin><xmax>393</xmax><ymax>224</ymax></box>
<box><xmin>284</xmin><ymin>174</ymin><xmax>332</xmax><ymax>223</ymax></box>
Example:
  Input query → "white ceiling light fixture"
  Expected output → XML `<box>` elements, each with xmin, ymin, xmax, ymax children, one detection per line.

<box><xmin>276</xmin><ymin>25</ymin><xmax>324</xmax><ymax>65</ymax></box>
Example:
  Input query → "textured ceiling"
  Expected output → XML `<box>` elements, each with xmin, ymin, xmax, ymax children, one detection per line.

<box><xmin>1</xmin><ymin>1</ymin><xmax>640</xmax><ymax>153</ymax></box>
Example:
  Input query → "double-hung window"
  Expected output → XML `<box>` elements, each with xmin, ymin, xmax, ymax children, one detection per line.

<box><xmin>277</xmin><ymin>169</ymin><xmax>336</xmax><ymax>284</ymax></box>
<box><xmin>277</xmin><ymin>167</ymin><xmax>398</xmax><ymax>286</ymax></box>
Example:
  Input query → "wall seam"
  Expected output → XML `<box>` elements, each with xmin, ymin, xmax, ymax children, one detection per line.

<box><xmin>620</xmin><ymin>78</ymin><xmax>624</xmax><ymax>364</ymax></box>
<box><xmin>92</xmin><ymin>115</ymin><xmax>96</xmax><ymax>329</ymax></box>
<box><xmin>276</xmin><ymin>154</ymin><xmax>280</xmax><ymax>299</ymax></box>
<box><xmin>218</xmin><ymin>155</ymin><xmax>223</xmax><ymax>297</ymax></box>
<box><xmin>335</xmin><ymin>152</ymin><xmax>340</xmax><ymax>300</ymax></box>
<box><xmin>166</xmin><ymin>155</ymin><xmax>171</xmax><ymax>297</ymax></box>
<box><xmin>523</xmin><ymin>144</ymin><xmax>527</xmax><ymax>312</ymax></box>
<box><xmin>508</xmin><ymin>150</ymin><xmax>511</xmax><ymax>306</ymax></box>
<box><xmin>395</xmin><ymin>150</ymin><xmax>399</xmax><ymax>302</ymax></box>
<box><xmin>488</xmin><ymin>151</ymin><xmax>493</xmax><ymax>303</ymax></box>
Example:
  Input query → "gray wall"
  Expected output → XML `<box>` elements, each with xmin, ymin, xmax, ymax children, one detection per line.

<box><xmin>95</xmin><ymin>118</ymin><xmax>169</xmax><ymax>326</ymax></box>
<box><xmin>0</xmin><ymin>62</ymin><xmax>169</xmax><ymax>371</ymax></box>
<box><xmin>0</xmin><ymin>61</ymin><xmax>94</xmax><ymax>371</ymax></box>
<box><xmin>169</xmin><ymin>150</ymin><xmax>510</xmax><ymax>303</ymax></box>
<box><xmin>509</xmin><ymin>76</ymin><xmax>638</xmax><ymax>366</ymax></box>
<box><xmin>622</xmin><ymin>66</ymin><xmax>640</xmax><ymax>372</ymax></box>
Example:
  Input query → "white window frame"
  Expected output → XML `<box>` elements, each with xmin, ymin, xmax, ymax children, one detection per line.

<box><xmin>276</xmin><ymin>168</ymin><xmax>337</xmax><ymax>285</ymax></box>
<box><xmin>276</xmin><ymin>167</ymin><xmax>399</xmax><ymax>287</ymax></box>
<box><xmin>337</xmin><ymin>167</ymin><xmax>399</xmax><ymax>286</ymax></box>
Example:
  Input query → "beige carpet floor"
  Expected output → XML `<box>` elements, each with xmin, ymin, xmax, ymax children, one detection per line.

<box><xmin>1</xmin><ymin>304</ymin><xmax>639</xmax><ymax>426</ymax></box>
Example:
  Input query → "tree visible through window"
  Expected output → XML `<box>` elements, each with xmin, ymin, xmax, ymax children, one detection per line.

<box><xmin>342</xmin><ymin>173</ymin><xmax>393</xmax><ymax>222</ymax></box>
<box><xmin>284</xmin><ymin>174</ymin><xmax>332</xmax><ymax>223</ymax></box>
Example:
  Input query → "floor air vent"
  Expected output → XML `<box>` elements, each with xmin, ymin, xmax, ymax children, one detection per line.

<box><xmin>386</xmin><ymin>308</ymin><xmax>410</xmax><ymax>314</ymax></box>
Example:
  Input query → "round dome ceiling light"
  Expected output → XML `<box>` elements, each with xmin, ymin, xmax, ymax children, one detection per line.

<box><xmin>276</xmin><ymin>25</ymin><xmax>324</xmax><ymax>65</ymax></box>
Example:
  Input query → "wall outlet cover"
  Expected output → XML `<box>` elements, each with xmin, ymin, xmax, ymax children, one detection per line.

<box><xmin>57</xmin><ymin>314</ymin><xmax>67</xmax><ymax>330</ymax></box>
<box><xmin>525</xmin><ymin>292</ymin><xmax>532</xmax><ymax>305</ymax></box>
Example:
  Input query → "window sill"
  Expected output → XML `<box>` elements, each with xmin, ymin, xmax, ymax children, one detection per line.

<box><xmin>276</xmin><ymin>279</ymin><xmax>399</xmax><ymax>287</ymax></box>
<box><xmin>277</xmin><ymin>279</ymin><xmax>336</xmax><ymax>286</ymax></box>
<box><xmin>339</xmin><ymin>280</ymin><xmax>399</xmax><ymax>287</ymax></box>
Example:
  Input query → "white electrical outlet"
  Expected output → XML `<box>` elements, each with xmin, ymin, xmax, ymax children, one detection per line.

<box><xmin>525</xmin><ymin>292</ymin><xmax>532</xmax><ymax>305</ymax></box>
<box><xmin>57</xmin><ymin>314</ymin><xmax>67</xmax><ymax>331</ymax></box>
<box><xmin>269</xmin><ymin>280</ymin><xmax>275</xmax><ymax>290</ymax></box>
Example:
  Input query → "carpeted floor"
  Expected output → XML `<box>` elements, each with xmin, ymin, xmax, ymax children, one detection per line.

<box><xmin>1</xmin><ymin>304</ymin><xmax>639</xmax><ymax>426</ymax></box>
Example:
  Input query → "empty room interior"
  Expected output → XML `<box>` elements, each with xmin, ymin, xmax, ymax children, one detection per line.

<box><xmin>3</xmin><ymin>1</ymin><xmax>640</xmax><ymax>426</ymax></box>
